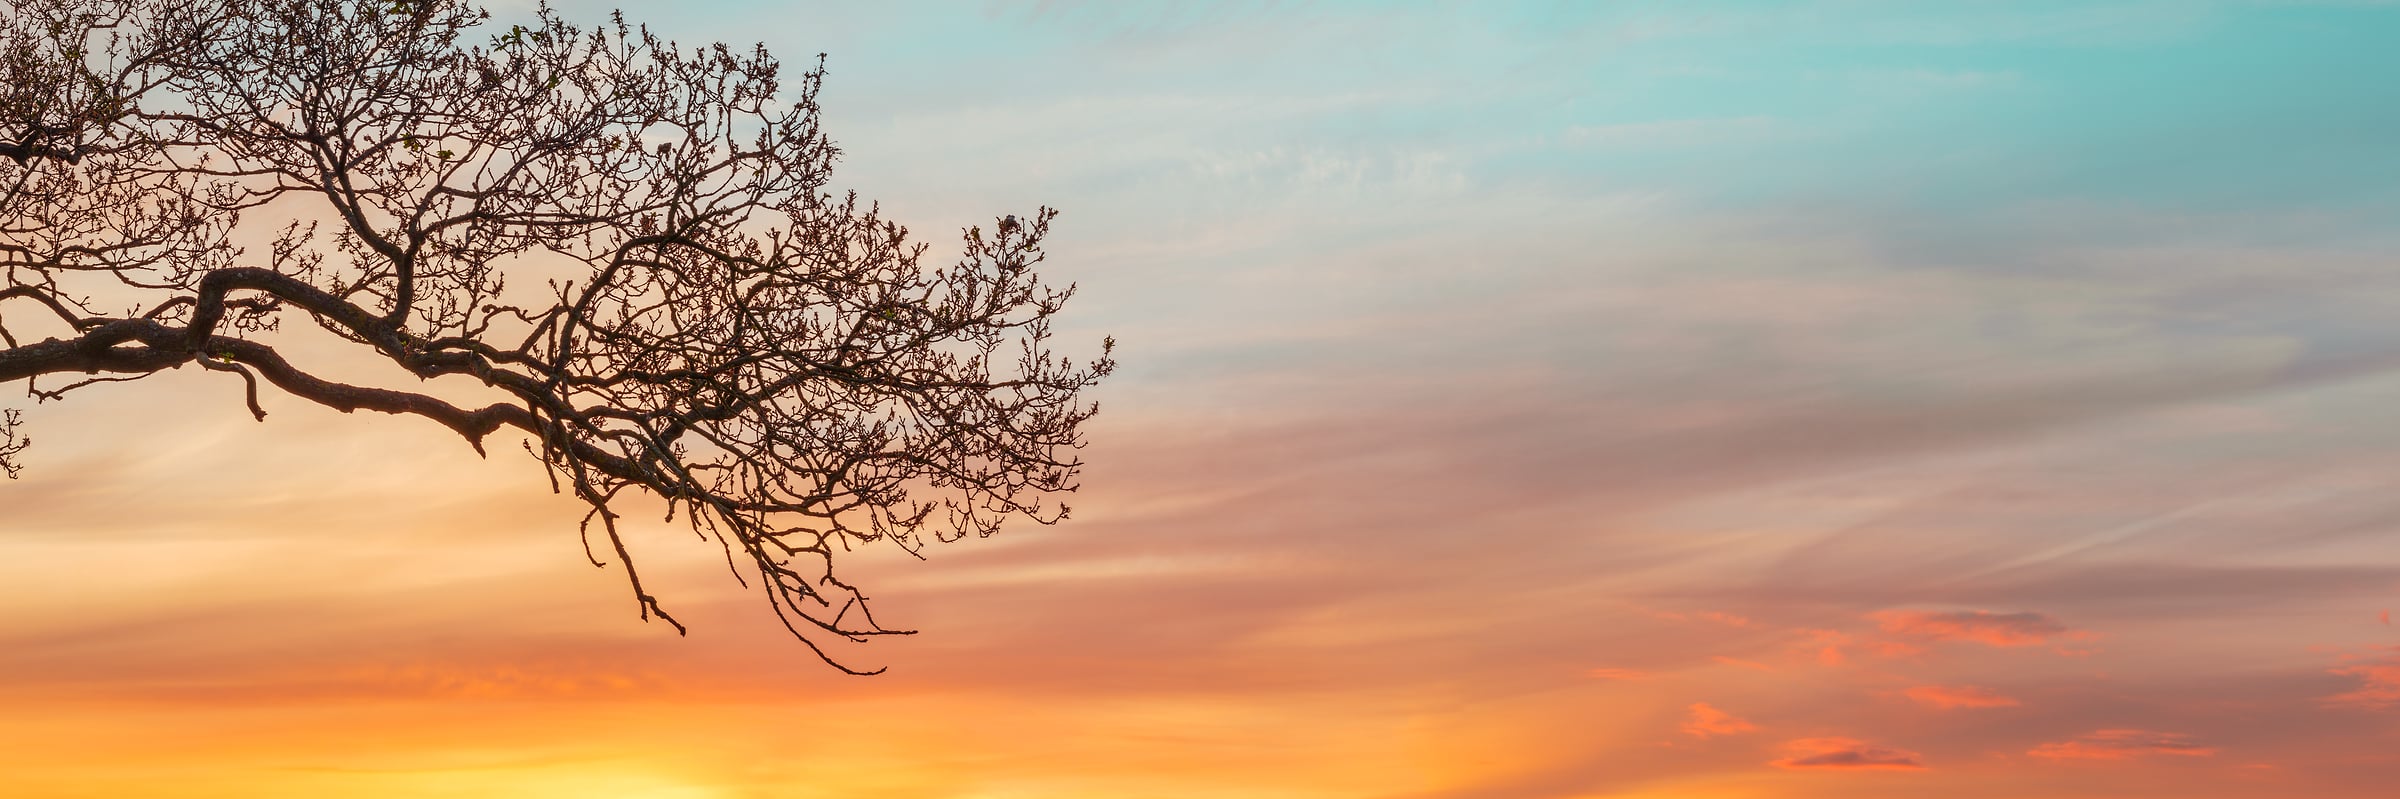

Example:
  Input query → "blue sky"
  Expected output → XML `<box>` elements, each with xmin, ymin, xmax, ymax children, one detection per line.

<box><xmin>551</xmin><ymin>0</ymin><xmax>2400</xmax><ymax>388</ymax></box>
<box><xmin>738</xmin><ymin>1</ymin><xmax>2400</xmax><ymax>213</ymax></box>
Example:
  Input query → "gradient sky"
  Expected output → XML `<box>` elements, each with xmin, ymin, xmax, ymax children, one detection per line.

<box><xmin>6</xmin><ymin>1</ymin><xmax>2400</xmax><ymax>797</ymax></box>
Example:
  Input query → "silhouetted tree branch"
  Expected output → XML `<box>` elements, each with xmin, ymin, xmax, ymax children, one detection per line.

<box><xmin>0</xmin><ymin>0</ymin><xmax>1114</xmax><ymax>673</ymax></box>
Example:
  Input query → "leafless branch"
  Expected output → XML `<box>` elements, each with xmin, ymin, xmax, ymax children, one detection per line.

<box><xmin>0</xmin><ymin>0</ymin><xmax>1115</xmax><ymax>672</ymax></box>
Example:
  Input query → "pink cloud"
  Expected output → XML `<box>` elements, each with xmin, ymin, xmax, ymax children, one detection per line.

<box><xmin>1903</xmin><ymin>684</ymin><xmax>2020</xmax><ymax>710</ymax></box>
<box><xmin>1871</xmin><ymin>609</ymin><xmax>2078</xmax><ymax>648</ymax></box>
<box><xmin>1640</xmin><ymin>607</ymin><xmax>1761</xmax><ymax>629</ymax></box>
<box><xmin>2028</xmin><ymin>729</ymin><xmax>2217</xmax><ymax>761</ymax></box>
<box><xmin>1801</xmin><ymin>629</ymin><xmax>1849</xmax><ymax>666</ymax></box>
<box><xmin>1681</xmin><ymin>702</ymin><xmax>1758</xmax><ymax>738</ymax></box>
<box><xmin>2326</xmin><ymin>647</ymin><xmax>2400</xmax><ymax>708</ymax></box>
<box><xmin>1698</xmin><ymin>611</ymin><xmax>1760</xmax><ymax>629</ymax></box>
<box><xmin>1770</xmin><ymin>737</ymin><xmax>1926</xmax><ymax>771</ymax></box>
<box><xmin>1864</xmin><ymin>639</ymin><xmax>1926</xmax><ymax>658</ymax></box>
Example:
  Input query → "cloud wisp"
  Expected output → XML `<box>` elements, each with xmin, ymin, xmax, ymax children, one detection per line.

<box><xmin>2028</xmin><ymin>729</ymin><xmax>2219</xmax><ymax>761</ymax></box>
<box><xmin>2325</xmin><ymin>647</ymin><xmax>2400</xmax><ymax>709</ymax></box>
<box><xmin>1903</xmin><ymin>684</ymin><xmax>2021</xmax><ymax>710</ymax></box>
<box><xmin>1770</xmin><ymin>737</ymin><xmax>1927</xmax><ymax>771</ymax></box>
<box><xmin>1871</xmin><ymin>609</ymin><xmax>2080</xmax><ymax>648</ymax></box>
<box><xmin>1681</xmin><ymin>702</ymin><xmax>1759</xmax><ymax>738</ymax></box>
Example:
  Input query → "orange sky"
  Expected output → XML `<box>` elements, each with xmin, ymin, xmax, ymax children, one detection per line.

<box><xmin>7</xmin><ymin>351</ymin><xmax>2398</xmax><ymax>797</ymax></box>
<box><xmin>8</xmin><ymin>2</ymin><xmax>2400</xmax><ymax>797</ymax></box>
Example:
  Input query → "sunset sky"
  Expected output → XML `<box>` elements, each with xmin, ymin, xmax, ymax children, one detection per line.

<box><xmin>6</xmin><ymin>1</ymin><xmax>2400</xmax><ymax>797</ymax></box>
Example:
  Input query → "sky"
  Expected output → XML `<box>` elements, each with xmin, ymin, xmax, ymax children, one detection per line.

<box><xmin>5</xmin><ymin>1</ymin><xmax>2400</xmax><ymax>796</ymax></box>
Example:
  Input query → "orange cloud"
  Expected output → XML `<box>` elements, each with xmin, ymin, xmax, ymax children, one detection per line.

<box><xmin>1770</xmin><ymin>737</ymin><xmax>1925</xmax><ymax>771</ymax></box>
<box><xmin>1799</xmin><ymin>629</ymin><xmax>1849</xmax><ymax>666</ymax></box>
<box><xmin>1640</xmin><ymin>607</ymin><xmax>1760</xmax><ymax>629</ymax></box>
<box><xmin>1903</xmin><ymin>684</ymin><xmax>2020</xmax><ymax>710</ymax></box>
<box><xmin>1871</xmin><ymin>609</ymin><xmax>2075</xmax><ymax>647</ymax></box>
<box><xmin>1587</xmin><ymin>667</ymin><xmax>1647</xmax><ymax>680</ymax></box>
<box><xmin>1711</xmin><ymin>656</ymin><xmax>1775</xmax><ymax>671</ymax></box>
<box><xmin>2326</xmin><ymin>647</ymin><xmax>2400</xmax><ymax>708</ymax></box>
<box><xmin>1698</xmin><ymin>611</ymin><xmax>1760</xmax><ymax>629</ymax></box>
<box><xmin>1681</xmin><ymin>703</ymin><xmax>1758</xmax><ymax>738</ymax></box>
<box><xmin>2028</xmin><ymin>729</ymin><xmax>2217</xmax><ymax>760</ymax></box>
<box><xmin>1863</xmin><ymin>639</ymin><xmax>1925</xmax><ymax>658</ymax></box>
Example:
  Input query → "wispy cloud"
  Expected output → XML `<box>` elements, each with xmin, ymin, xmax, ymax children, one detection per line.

<box><xmin>1903</xmin><ymin>684</ymin><xmax>2021</xmax><ymax>710</ymax></box>
<box><xmin>1769</xmin><ymin>737</ymin><xmax>1927</xmax><ymax>771</ymax></box>
<box><xmin>1871</xmin><ymin>610</ymin><xmax>2078</xmax><ymax>648</ymax></box>
<box><xmin>1681</xmin><ymin>703</ymin><xmax>1759</xmax><ymax>738</ymax></box>
<box><xmin>2028</xmin><ymin>729</ymin><xmax>2219</xmax><ymax>760</ymax></box>
<box><xmin>2325</xmin><ymin>647</ymin><xmax>2400</xmax><ymax>708</ymax></box>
